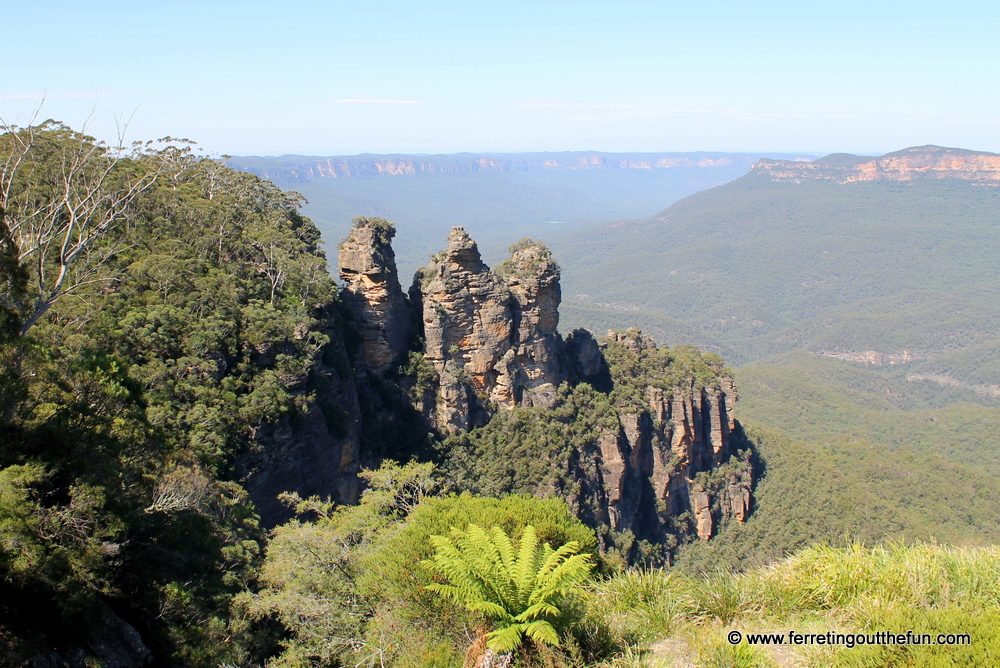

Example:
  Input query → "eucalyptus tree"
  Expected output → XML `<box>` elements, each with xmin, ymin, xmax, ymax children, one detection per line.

<box><xmin>0</xmin><ymin>119</ymin><xmax>171</xmax><ymax>334</ymax></box>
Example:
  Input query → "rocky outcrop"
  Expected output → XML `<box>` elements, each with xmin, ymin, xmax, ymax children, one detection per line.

<box><xmin>332</xmin><ymin>223</ymin><xmax>753</xmax><ymax>549</ymax></box>
<box><xmin>593</xmin><ymin>330</ymin><xmax>746</xmax><ymax>542</ymax></box>
<box><xmin>754</xmin><ymin>145</ymin><xmax>1000</xmax><ymax>184</ymax></box>
<box><xmin>338</xmin><ymin>218</ymin><xmax>412</xmax><ymax>372</ymax></box>
<box><xmin>410</xmin><ymin>228</ymin><xmax>567</xmax><ymax>431</ymax></box>
<box><xmin>496</xmin><ymin>241</ymin><xmax>563</xmax><ymax>407</ymax></box>
<box><xmin>413</xmin><ymin>227</ymin><xmax>515</xmax><ymax>431</ymax></box>
<box><xmin>565</xmin><ymin>328</ymin><xmax>608</xmax><ymax>381</ymax></box>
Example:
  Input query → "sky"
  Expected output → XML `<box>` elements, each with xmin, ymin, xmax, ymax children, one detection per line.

<box><xmin>2</xmin><ymin>0</ymin><xmax>998</xmax><ymax>156</ymax></box>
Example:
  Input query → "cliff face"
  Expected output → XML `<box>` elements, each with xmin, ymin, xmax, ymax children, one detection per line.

<box><xmin>410</xmin><ymin>227</ymin><xmax>565</xmax><ymax>431</ymax></box>
<box><xmin>338</xmin><ymin>218</ymin><xmax>412</xmax><ymax>372</ymax></box>
<box><xmin>753</xmin><ymin>145</ymin><xmax>1000</xmax><ymax>184</ymax></box>
<box><xmin>237</xmin><ymin>303</ymin><xmax>364</xmax><ymax>525</ymax></box>
<box><xmin>333</xmin><ymin>220</ymin><xmax>752</xmax><ymax>547</ymax></box>
<box><xmin>570</xmin><ymin>331</ymin><xmax>747</xmax><ymax>542</ymax></box>
<box><xmin>234</xmin><ymin>152</ymin><xmax>757</xmax><ymax>182</ymax></box>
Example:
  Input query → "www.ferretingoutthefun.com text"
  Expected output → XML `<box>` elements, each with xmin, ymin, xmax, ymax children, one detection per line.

<box><xmin>727</xmin><ymin>630</ymin><xmax>971</xmax><ymax>649</ymax></box>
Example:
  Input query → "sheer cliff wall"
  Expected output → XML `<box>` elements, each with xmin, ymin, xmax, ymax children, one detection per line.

<box><xmin>334</xmin><ymin>220</ymin><xmax>753</xmax><ymax>544</ymax></box>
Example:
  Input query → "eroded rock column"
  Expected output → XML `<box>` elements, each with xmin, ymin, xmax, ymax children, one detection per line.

<box><xmin>500</xmin><ymin>241</ymin><xmax>563</xmax><ymax>407</ymax></box>
<box><xmin>338</xmin><ymin>218</ymin><xmax>412</xmax><ymax>373</ymax></box>
<box><xmin>416</xmin><ymin>227</ymin><xmax>513</xmax><ymax>431</ymax></box>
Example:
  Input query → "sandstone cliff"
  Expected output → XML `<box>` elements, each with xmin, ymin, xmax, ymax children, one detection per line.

<box><xmin>753</xmin><ymin>145</ymin><xmax>1000</xmax><ymax>184</ymax></box>
<box><xmin>233</xmin><ymin>152</ymin><xmax>759</xmax><ymax>182</ymax></box>
<box><xmin>333</xmin><ymin>221</ymin><xmax>753</xmax><ymax>551</ymax></box>
<box><xmin>338</xmin><ymin>217</ymin><xmax>413</xmax><ymax>372</ymax></box>
<box><xmin>575</xmin><ymin>330</ymin><xmax>748</xmax><ymax>542</ymax></box>
<box><xmin>410</xmin><ymin>227</ymin><xmax>564</xmax><ymax>431</ymax></box>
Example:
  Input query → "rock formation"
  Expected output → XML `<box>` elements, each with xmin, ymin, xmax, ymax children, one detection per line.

<box><xmin>410</xmin><ymin>227</ymin><xmax>565</xmax><ymax>431</ymax></box>
<box><xmin>413</xmin><ymin>227</ymin><xmax>515</xmax><ymax>430</ymax></box>
<box><xmin>567</xmin><ymin>330</ymin><xmax>746</xmax><ymax>542</ymax></box>
<box><xmin>333</xmin><ymin>221</ymin><xmax>753</xmax><ymax>548</ymax></box>
<box><xmin>495</xmin><ymin>240</ymin><xmax>563</xmax><ymax>407</ymax></box>
<box><xmin>338</xmin><ymin>218</ymin><xmax>412</xmax><ymax>372</ymax></box>
<box><xmin>754</xmin><ymin>145</ymin><xmax>1000</xmax><ymax>184</ymax></box>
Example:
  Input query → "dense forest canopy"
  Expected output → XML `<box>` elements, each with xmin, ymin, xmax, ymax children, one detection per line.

<box><xmin>0</xmin><ymin>121</ymin><xmax>341</xmax><ymax>664</ymax></box>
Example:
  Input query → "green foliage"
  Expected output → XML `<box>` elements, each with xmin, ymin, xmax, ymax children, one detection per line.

<box><xmin>33</xmin><ymin>149</ymin><xmax>337</xmax><ymax>473</ymax></box>
<box><xmin>423</xmin><ymin>524</ymin><xmax>594</xmax><ymax>652</ymax></box>
<box><xmin>581</xmin><ymin>569</ymin><xmax>694</xmax><ymax>644</ymax></box>
<box><xmin>253</xmin><ymin>462</ymin><xmax>599</xmax><ymax>667</ymax></box>
<box><xmin>586</xmin><ymin>541</ymin><xmax>1000</xmax><ymax>667</ymax></box>
<box><xmin>553</xmin><ymin>175</ymin><xmax>1000</xmax><ymax>578</ymax></box>
<box><xmin>367</xmin><ymin>492</ymin><xmax>597</xmax><ymax>607</ymax></box>
<box><xmin>250</xmin><ymin>461</ymin><xmax>436</xmax><ymax>667</ymax></box>
<box><xmin>836</xmin><ymin>606</ymin><xmax>1000</xmax><ymax>667</ymax></box>
<box><xmin>344</xmin><ymin>216</ymin><xmax>395</xmax><ymax>247</ymax></box>
<box><xmin>494</xmin><ymin>238</ymin><xmax>558</xmax><ymax>280</ymax></box>
<box><xmin>737</xmin><ymin>352</ymin><xmax>1000</xmax><ymax>473</ymax></box>
<box><xmin>601</xmin><ymin>330</ymin><xmax>728</xmax><ymax>410</ymax></box>
<box><xmin>675</xmin><ymin>424</ymin><xmax>1000</xmax><ymax>574</ymax></box>
<box><xmin>399</xmin><ymin>350</ymin><xmax>437</xmax><ymax>402</ymax></box>
<box><xmin>698</xmin><ymin>643</ymin><xmax>778</xmax><ymax>668</ymax></box>
<box><xmin>0</xmin><ymin>123</ymin><xmax>343</xmax><ymax>664</ymax></box>
<box><xmin>440</xmin><ymin>383</ymin><xmax>619</xmax><ymax>526</ymax></box>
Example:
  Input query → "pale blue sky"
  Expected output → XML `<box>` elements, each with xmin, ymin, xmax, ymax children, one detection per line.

<box><xmin>2</xmin><ymin>0</ymin><xmax>997</xmax><ymax>155</ymax></box>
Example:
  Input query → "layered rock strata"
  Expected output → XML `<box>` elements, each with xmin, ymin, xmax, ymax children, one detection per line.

<box><xmin>338</xmin><ymin>218</ymin><xmax>412</xmax><ymax>372</ymax></box>
<box><xmin>569</xmin><ymin>330</ymin><xmax>747</xmax><ymax>541</ymax></box>
<box><xmin>411</xmin><ymin>227</ymin><xmax>564</xmax><ymax>431</ymax></box>
<box><xmin>754</xmin><ymin>145</ymin><xmax>1000</xmax><ymax>184</ymax></box>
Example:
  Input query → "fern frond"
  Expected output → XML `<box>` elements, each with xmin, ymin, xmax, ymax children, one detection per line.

<box><xmin>485</xmin><ymin>624</ymin><xmax>526</xmax><ymax>653</ymax></box>
<box><xmin>423</xmin><ymin>523</ymin><xmax>594</xmax><ymax>654</ymax></box>
<box><xmin>514</xmin><ymin>525</ymin><xmax>540</xmax><ymax>604</ymax></box>
<box><xmin>512</xmin><ymin>601</ymin><xmax>560</xmax><ymax>622</ymax></box>
<box><xmin>521</xmin><ymin>620</ymin><xmax>560</xmax><ymax>646</ymax></box>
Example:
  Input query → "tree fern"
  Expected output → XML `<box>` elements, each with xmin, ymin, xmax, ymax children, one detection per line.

<box><xmin>422</xmin><ymin>524</ymin><xmax>593</xmax><ymax>653</ymax></box>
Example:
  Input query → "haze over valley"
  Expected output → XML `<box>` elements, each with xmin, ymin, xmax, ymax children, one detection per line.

<box><xmin>227</xmin><ymin>150</ymin><xmax>812</xmax><ymax>276</ymax></box>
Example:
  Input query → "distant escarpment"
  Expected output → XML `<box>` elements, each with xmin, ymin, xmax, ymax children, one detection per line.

<box><xmin>233</xmin><ymin>151</ymin><xmax>755</xmax><ymax>182</ymax></box>
<box><xmin>336</xmin><ymin>218</ymin><xmax>753</xmax><ymax>554</ymax></box>
<box><xmin>753</xmin><ymin>145</ymin><xmax>1000</xmax><ymax>184</ymax></box>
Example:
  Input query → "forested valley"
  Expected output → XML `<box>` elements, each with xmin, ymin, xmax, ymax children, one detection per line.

<box><xmin>2</xmin><ymin>123</ymin><xmax>999</xmax><ymax>668</ymax></box>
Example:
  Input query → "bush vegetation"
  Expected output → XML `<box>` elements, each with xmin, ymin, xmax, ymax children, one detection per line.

<box><xmin>582</xmin><ymin>541</ymin><xmax>1000</xmax><ymax>667</ymax></box>
<box><xmin>5</xmin><ymin>122</ymin><xmax>1000</xmax><ymax>668</ymax></box>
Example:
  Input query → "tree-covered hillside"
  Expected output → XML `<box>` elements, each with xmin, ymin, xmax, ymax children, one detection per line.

<box><xmin>552</xmin><ymin>175</ymin><xmax>1000</xmax><ymax>367</ymax></box>
<box><xmin>0</xmin><ymin>121</ymin><xmax>346</xmax><ymax>664</ymax></box>
<box><xmin>544</xmin><ymin>167</ymin><xmax>1000</xmax><ymax>575</ymax></box>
